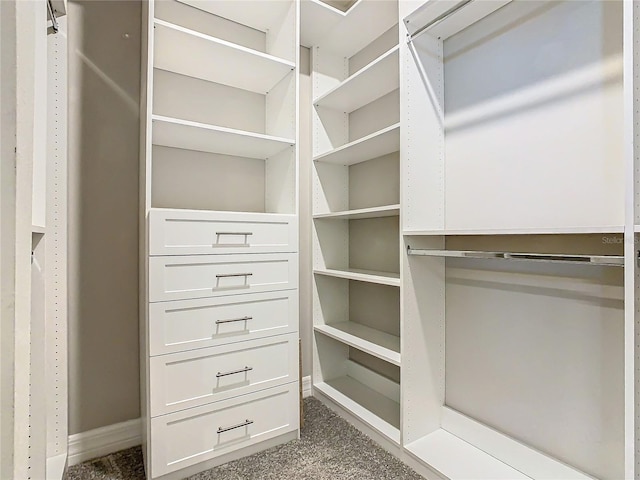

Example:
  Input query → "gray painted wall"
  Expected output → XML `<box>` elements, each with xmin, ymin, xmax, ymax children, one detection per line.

<box><xmin>68</xmin><ymin>0</ymin><xmax>142</xmax><ymax>434</ymax></box>
<box><xmin>68</xmin><ymin>0</ymin><xmax>313</xmax><ymax>434</ymax></box>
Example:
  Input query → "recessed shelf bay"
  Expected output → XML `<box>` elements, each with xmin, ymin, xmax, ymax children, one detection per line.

<box><xmin>314</xmin><ymin>46</ymin><xmax>399</xmax><ymax>113</ymax></box>
<box><xmin>314</xmin><ymin>322</ymin><xmax>400</xmax><ymax>366</ymax></box>
<box><xmin>313</xmin><ymin>267</ymin><xmax>400</xmax><ymax>287</ymax></box>
<box><xmin>154</xmin><ymin>19</ymin><xmax>294</xmax><ymax>95</ymax></box>
<box><xmin>313</xmin><ymin>123</ymin><xmax>400</xmax><ymax>166</ymax></box>
<box><xmin>314</xmin><ymin>377</ymin><xmax>400</xmax><ymax>444</ymax></box>
<box><xmin>152</xmin><ymin>115</ymin><xmax>294</xmax><ymax>159</ymax></box>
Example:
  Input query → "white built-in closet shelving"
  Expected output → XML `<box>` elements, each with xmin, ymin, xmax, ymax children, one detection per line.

<box><xmin>140</xmin><ymin>1</ymin><xmax>299</xmax><ymax>478</ymax></box>
<box><xmin>400</xmin><ymin>0</ymin><xmax>636</xmax><ymax>479</ymax></box>
<box><xmin>306</xmin><ymin>0</ymin><xmax>402</xmax><ymax>446</ymax></box>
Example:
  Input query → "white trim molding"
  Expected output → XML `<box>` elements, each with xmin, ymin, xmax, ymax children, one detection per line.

<box><xmin>302</xmin><ymin>375</ymin><xmax>312</xmax><ymax>398</ymax></box>
<box><xmin>67</xmin><ymin>418</ymin><xmax>141</xmax><ymax>467</ymax></box>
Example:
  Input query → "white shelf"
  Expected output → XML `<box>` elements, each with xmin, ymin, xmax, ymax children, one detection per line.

<box><xmin>405</xmin><ymin>430</ymin><xmax>529</xmax><ymax>480</ymax></box>
<box><xmin>441</xmin><ymin>407</ymin><xmax>593</xmax><ymax>480</ymax></box>
<box><xmin>152</xmin><ymin>115</ymin><xmax>294</xmax><ymax>159</ymax></box>
<box><xmin>32</xmin><ymin>224</ymin><xmax>46</xmax><ymax>235</ymax></box>
<box><xmin>46</xmin><ymin>453</ymin><xmax>67</xmax><ymax>480</ymax></box>
<box><xmin>314</xmin><ymin>267</ymin><xmax>400</xmax><ymax>287</ymax></box>
<box><xmin>176</xmin><ymin>0</ymin><xmax>292</xmax><ymax>33</ymax></box>
<box><xmin>314</xmin><ymin>377</ymin><xmax>400</xmax><ymax>444</ymax></box>
<box><xmin>300</xmin><ymin>0</ymin><xmax>345</xmax><ymax>48</ymax></box>
<box><xmin>315</xmin><ymin>322</ymin><xmax>400</xmax><ymax>366</ymax></box>
<box><xmin>403</xmin><ymin>225</ymin><xmax>626</xmax><ymax>236</ymax></box>
<box><xmin>154</xmin><ymin>19</ymin><xmax>294</xmax><ymax>95</ymax></box>
<box><xmin>315</xmin><ymin>0</ymin><xmax>398</xmax><ymax>58</ymax></box>
<box><xmin>314</xmin><ymin>123</ymin><xmax>400</xmax><ymax>166</ymax></box>
<box><xmin>313</xmin><ymin>204</ymin><xmax>400</xmax><ymax>220</ymax></box>
<box><xmin>314</xmin><ymin>46</ymin><xmax>399</xmax><ymax>112</ymax></box>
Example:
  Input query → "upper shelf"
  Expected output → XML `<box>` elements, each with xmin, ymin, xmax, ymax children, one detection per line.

<box><xmin>154</xmin><ymin>20</ymin><xmax>294</xmax><ymax>95</ymax></box>
<box><xmin>152</xmin><ymin>115</ymin><xmax>294</xmax><ymax>159</ymax></box>
<box><xmin>314</xmin><ymin>123</ymin><xmax>400</xmax><ymax>166</ymax></box>
<box><xmin>404</xmin><ymin>0</ymin><xmax>512</xmax><ymax>42</ymax></box>
<box><xmin>307</xmin><ymin>0</ymin><xmax>398</xmax><ymax>58</ymax></box>
<box><xmin>314</xmin><ymin>46</ymin><xmax>399</xmax><ymax>112</ymax></box>
<box><xmin>300</xmin><ymin>0</ymin><xmax>345</xmax><ymax>48</ymax></box>
<box><xmin>176</xmin><ymin>0</ymin><xmax>292</xmax><ymax>33</ymax></box>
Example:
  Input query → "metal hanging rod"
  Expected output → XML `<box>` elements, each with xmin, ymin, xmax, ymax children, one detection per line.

<box><xmin>406</xmin><ymin>0</ymin><xmax>474</xmax><ymax>44</ymax></box>
<box><xmin>406</xmin><ymin>247</ymin><xmax>625</xmax><ymax>267</ymax></box>
<box><xmin>47</xmin><ymin>0</ymin><xmax>59</xmax><ymax>33</ymax></box>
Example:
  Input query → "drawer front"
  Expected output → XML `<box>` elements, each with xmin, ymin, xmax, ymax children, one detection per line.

<box><xmin>150</xmin><ymin>333</ymin><xmax>298</xmax><ymax>416</ymax></box>
<box><xmin>149</xmin><ymin>253</ymin><xmax>298</xmax><ymax>302</ymax></box>
<box><xmin>149</xmin><ymin>291</ymin><xmax>298</xmax><ymax>356</ymax></box>
<box><xmin>149</xmin><ymin>209</ymin><xmax>298</xmax><ymax>256</ymax></box>
<box><xmin>150</xmin><ymin>382</ymin><xmax>299</xmax><ymax>478</ymax></box>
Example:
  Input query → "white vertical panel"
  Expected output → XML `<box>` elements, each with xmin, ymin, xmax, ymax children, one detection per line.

<box><xmin>266</xmin><ymin>71</ymin><xmax>296</xmax><ymax>139</ymax></box>
<box><xmin>266</xmin><ymin>147</ymin><xmax>297</xmax><ymax>214</ymax></box>
<box><xmin>401</xmin><ymin>235</ymin><xmax>445</xmax><ymax>444</ymax></box>
<box><xmin>0</xmin><ymin>1</ymin><xmax>17</xmax><ymax>476</ymax></box>
<box><xmin>401</xmin><ymin>29</ymin><xmax>444</xmax><ymax>232</ymax></box>
<box><xmin>14</xmin><ymin>0</ymin><xmax>37</xmax><ymax>477</ymax></box>
<box><xmin>45</xmin><ymin>14</ymin><xmax>68</xmax><ymax>468</ymax></box>
<box><xmin>628</xmin><ymin>1</ymin><xmax>640</xmax><ymax>478</ymax></box>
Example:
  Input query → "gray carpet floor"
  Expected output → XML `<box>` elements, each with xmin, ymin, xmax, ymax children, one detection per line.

<box><xmin>65</xmin><ymin>397</ymin><xmax>423</xmax><ymax>480</ymax></box>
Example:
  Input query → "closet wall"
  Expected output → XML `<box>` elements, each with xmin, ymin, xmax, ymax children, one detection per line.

<box><xmin>67</xmin><ymin>1</ymin><xmax>314</xmax><ymax>437</ymax></box>
<box><xmin>67</xmin><ymin>0</ymin><xmax>141</xmax><ymax>434</ymax></box>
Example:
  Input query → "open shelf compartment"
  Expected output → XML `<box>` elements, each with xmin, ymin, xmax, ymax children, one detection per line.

<box><xmin>313</xmin><ymin>334</ymin><xmax>400</xmax><ymax>444</ymax></box>
<box><xmin>314</xmin><ymin>46</ymin><xmax>399</xmax><ymax>113</ymax></box>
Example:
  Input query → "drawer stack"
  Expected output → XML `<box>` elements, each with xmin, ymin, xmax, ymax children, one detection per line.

<box><xmin>146</xmin><ymin>209</ymin><xmax>299</xmax><ymax>478</ymax></box>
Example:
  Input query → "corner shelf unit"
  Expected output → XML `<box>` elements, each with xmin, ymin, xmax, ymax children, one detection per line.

<box><xmin>140</xmin><ymin>1</ymin><xmax>299</xmax><ymax>478</ymax></box>
<box><xmin>310</xmin><ymin>0</ymin><xmax>402</xmax><ymax>449</ymax></box>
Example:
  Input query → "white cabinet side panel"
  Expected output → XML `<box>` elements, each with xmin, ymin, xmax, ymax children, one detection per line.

<box><xmin>401</xmin><ymin>31</ymin><xmax>445</xmax><ymax>232</ymax></box>
<box><xmin>46</xmin><ymin>16</ymin><xmax>68</xmax><ymax>462</ymax></box>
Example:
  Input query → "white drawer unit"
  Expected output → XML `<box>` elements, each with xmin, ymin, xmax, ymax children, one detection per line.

<box><xmin>148</xmin><ymin>209</ymin><xmax>298</xmax><ymax>256</ymax></box>
<box><xmin>148</xmin><ymin>253</ymin><xmax>298</xmax><ymax>303</ymax></box>
<box><xmin>148</xmin><ymin>290</ymin><xmax>298</xmax><ymax>356</ymax></box>
<box><xmin>149</xmin><ymin>333</ymin><xmax>298</xmax><ymax>416</ymax></box>
<box><xmin>150</xmin><ymin>383</ymin><xmax>299</xmax><ymax>478</ymax></box>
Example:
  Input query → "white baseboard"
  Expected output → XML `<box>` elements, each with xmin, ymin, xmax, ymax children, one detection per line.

<box><xmin>302</xmin><ymin>375</ymin><xmax>312</xmax><ymax>398</ymax></box>
<box><xmin>68</xmin><ymin>418</ymin><xmax>141</xmax><ymax>466</ymax></box>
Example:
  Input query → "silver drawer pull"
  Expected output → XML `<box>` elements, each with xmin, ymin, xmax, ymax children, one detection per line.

<box><xmin>216</xmin><ymin>366</ymin><xmax>253</xmax><ymax>378</ymax></box>
<box><xmin>216</xmin><ymin>232</ymin><xmax>253</xmax><ymax>236</ymax></box>
<box><xmin>216</xmin><ymin>273</ymin><xmax>253</xmax><ymax>278</ymax></box>
<box><xmin>215</xmin><ymin>316</ymin><xmax>252</xmax><ymax>325</ymax></box>
<box><xmin>217</xmin><ymin>419</ymin><xmax>253</xmax><ymax>434</ymax></box>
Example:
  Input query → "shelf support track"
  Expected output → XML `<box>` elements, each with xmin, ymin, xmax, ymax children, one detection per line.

<box><xmin>407</xmin><ymin>246</ymin><xmax>625</xmax><ymax>267</ymax></box>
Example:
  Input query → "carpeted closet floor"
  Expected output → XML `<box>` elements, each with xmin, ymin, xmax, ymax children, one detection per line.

<box><xmin>64</xmin><ymin>397</ymin><xmax>423</xmax><ymax>480</ymax></box>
